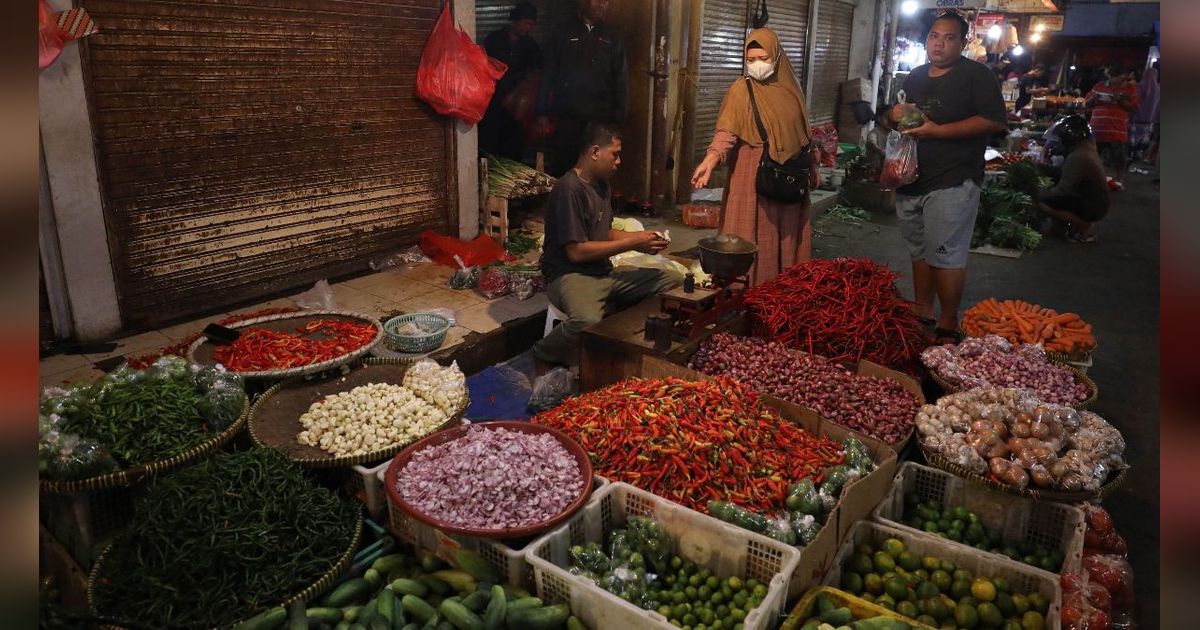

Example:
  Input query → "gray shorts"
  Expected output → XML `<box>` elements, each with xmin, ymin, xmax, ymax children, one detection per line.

<box><xmin>896</xmin><ymin>179</ymin><xmax>981</xmax><ymax>269</ymax></box>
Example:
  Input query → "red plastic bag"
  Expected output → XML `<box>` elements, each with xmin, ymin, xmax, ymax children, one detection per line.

<box><xmin>416</xmin><ymin>3</ymin><xmax>507</xmax><ymax>125</ymax></box>
<box><xmin>419</xmin><ymin>230</ymin><xmax>506</xmax><ymax>268</ymax></box>
<box><xmin>879</xmin><ymin>130</ymin><xmax>919</xmax><ymax>190</ymax></box>
<box><xmin>39</xmin><ymin>0</ymin><xmax>67</xmax><ymax>70</ymax></box>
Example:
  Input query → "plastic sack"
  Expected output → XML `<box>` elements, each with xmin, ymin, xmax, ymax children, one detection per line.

<box><xmin>40</xmin><ymin>428</ymin><xmax>119</xmax><ymax>481</ymax></box>
<box><xmin>415</xmin><ymin>3</ymin><xmax>507</xmax><ymax>125</ymax></box>
<box><xmin>790</xmin><ymin>512</ymin><xmax>821</xmax><ymax>546</ymax></box>
<box><xmin>510</xmin><ymin>275</ymin><xmax>536</xmax><ymax>300</ymax></box>
<box><xmin>198</xmin><ymin>382</ymin><xmax>246</xmax><ymax>430</ymax></box>
<box><xmin>477</xmin><ymin>266</ymin><xmax>511</xmax><ymax>299</ymax></box>
<box><xmin>879</xmin><ymin>130</ymin><xmax>919</xmax><ymax>189</ymax></box>
<box><xmin>528</xmin><ymin>367</ymin><xmax>573</xmax><ymax>412</ymax></box>
<box><xmin>420</xmin><ymin>230</ymin><xmax>506</xmax><ymax>268</ymax></box>
<box><xmin>404</xmin><ymin>359</ymin><xmax>468</xmax><ymax>415</ymax></box>
<box><xmin>369</xmin><ymin>246</ymin><xmax>432</xmax><ymax>271</ymax></box>
<box><xmin>784</xmin><ymin>478</ymin><xmax>821</xmax><ymax>515</ymax></box>
<box><xmin>294</xmin><ymin>279</ymin><xmax>337</xmax><ymax>310</ymax></box>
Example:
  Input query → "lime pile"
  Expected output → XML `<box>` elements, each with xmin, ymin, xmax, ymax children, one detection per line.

<box><xmin>838</xmin><ymin>536</ymin><xmax>1050</xmax><ymax>629</ymax></box>
<box><xmin>901</xmin><ymin>494</ymin><xmax>1066</xmax><ymax>572</ymax></box>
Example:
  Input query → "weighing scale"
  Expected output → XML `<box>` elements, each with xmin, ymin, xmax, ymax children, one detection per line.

<box><xmin>651</xmin><ymin>235</ymin><xmax>757</xmax><ymax>343</ymax></box>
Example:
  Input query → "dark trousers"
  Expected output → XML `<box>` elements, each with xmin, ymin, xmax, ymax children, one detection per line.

<box><xmin>479</xmin><ymin>105</ymin><xmax>524</xmax><ymax>161</ymax></box>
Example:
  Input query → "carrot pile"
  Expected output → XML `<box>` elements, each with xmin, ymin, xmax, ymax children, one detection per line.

<box><xmin>962</xmin><ymin>299</ymin><xmax>1095</xmax><ymax>357</ymax></box>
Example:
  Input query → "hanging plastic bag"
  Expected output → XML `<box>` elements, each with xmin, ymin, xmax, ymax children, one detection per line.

<box><xmin>416</xmin><ymin>3</ymin><xmax>507</xmax><ymax>125</ymax></box>
<box><xmin>879</xmin><ymin>130</ymin><xmax>919</xmax><ymax>189</ymax></box>
<box><xmin>39</xmin><ymin>0</ymin><xmax>99</xmax><ymax>71</ymax></box>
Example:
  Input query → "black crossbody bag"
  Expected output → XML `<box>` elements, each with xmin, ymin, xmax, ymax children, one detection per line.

<box><xmin>745</xmin><ymin>77</ymin><xmax>813</xmax><ymax>203</ymax></box>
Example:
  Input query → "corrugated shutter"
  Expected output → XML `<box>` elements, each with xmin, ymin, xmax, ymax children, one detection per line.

<box><xmin>474</xmin><ymin>1</ymin><xmax>572</xmax><ymax>50</ymax></box>
<box><xmin>767</xmin><ymin>0</ymin><xmax>812</xmax><ymax>89</ymax></box>
<box><xmin>809</xmin><ymin>0</ymin><xmax>855</xmax><ymax>124</ymax></box>
<box><xmin>79</xmin><ymin>0</ymin><xmax>455</xmax><ymax>328</ymax></box>
<box><xmin>692</xmin><ymin>0</ymin><xmax>751</xmax><ymax>171</ymax></box>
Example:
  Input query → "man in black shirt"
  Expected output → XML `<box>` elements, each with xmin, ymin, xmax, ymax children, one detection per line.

<box><xmin>534</xmin><ymin>121</ymin><xmax>681</xmax><ymax>368</ymax></box>
<box><xmin>889</xmin><ymin>11</ymin><xmax>1007</xmax><ymax>344</ymax></box>
<box><xmin>537</xmin><ymin>0</ymin><xmax>629</xmax><ymax>176</ymax></box>
<box><xmin>479</xmin><ymin>3</ymin><xmax>542</xmax><ymax>160</ymax></box>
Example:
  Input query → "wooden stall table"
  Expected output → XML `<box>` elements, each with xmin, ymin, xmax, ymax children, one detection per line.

<box><xmin>579</xmin><ymin>296</ymin><xmax>743</xmax><ymax>392</ymax></box>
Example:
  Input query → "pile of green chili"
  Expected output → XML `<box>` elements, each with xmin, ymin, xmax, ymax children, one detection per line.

<box><xmin>92</xmin><ymin>448</ymin><xmax>359</xmax><ymax>629</ymax></box>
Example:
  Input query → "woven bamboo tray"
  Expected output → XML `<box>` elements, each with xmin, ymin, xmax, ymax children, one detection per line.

<box><xmin>187</xmin><ymin>310</ymin><xmax>384</xmax><ymax>380</ymax></box>
<box><xmin>39</xmin><ymin>395</ymin><xmax>250</xmax><ymax>494</ymax></box>
<box><xmin>929</xmin><ymin>359</ymin><xmax>1098</xmax><ymax>410</ymax></box>
<box><xmin>247</xmin><ymin>358</ymin><xmax>465</xmax><ymax>468</ymax></box>
<box><xmin>920</xmin><ymin>445</ymin><xmax>1128</xmax><ymax>503</ymax></box>
<box><xmin>86</xmin><ymin>510</ymin><xmax>363</xmax><ymax>630</ymax></box>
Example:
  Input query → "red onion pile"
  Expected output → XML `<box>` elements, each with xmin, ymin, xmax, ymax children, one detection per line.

<box><xmin>394</xmin><ymin>425</ymin><xmax>584</xmax><ymax>530</ymax></box>
<box><xmin>921</xmin><ymin>335</ymin><xmax>1092</xmax><ymax>405</ymax></box>
<box><xmin>690</xmin><ymin>333</ymin><xmax>920</xmax><ymax>445</ymax></box>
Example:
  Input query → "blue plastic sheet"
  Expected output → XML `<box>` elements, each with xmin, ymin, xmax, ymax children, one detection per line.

<box><xmin>464</xmin><ymin>365</ymin><xmax>532</xmax><ymax>421</ymax></box>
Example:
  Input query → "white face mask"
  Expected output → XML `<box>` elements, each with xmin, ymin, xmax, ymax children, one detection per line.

<box><xmin>747</xmin><ymin>59</ymin><xmax>775</xmax><ymax>81</ymax></box>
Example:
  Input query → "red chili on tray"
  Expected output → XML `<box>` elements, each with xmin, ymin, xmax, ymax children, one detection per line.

<box><xmin>211</xmin><ymin>319</ymin><xmax>377</xmax><ymax>372</ymax></box>
<box><xmin>533</xmin><ymin>377</ymin><xmax>844</xmax><ymax>514</ymax></box>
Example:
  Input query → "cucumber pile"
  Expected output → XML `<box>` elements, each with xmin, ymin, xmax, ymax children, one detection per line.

<box><xmin>236</xmin><ymin>548</ymin><xmax>586</xmax><ymax>630</ymax></box>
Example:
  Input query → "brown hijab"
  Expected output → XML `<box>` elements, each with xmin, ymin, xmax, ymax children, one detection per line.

<box><xmin>714</xmin><ymin>28</ymin><xmax>812</xmax><ymax>163</ymax></box>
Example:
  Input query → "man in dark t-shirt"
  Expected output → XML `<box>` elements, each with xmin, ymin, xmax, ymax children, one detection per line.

<box><xmin>533</xmin><ymin>121</ymin><xmax>683</xmax><ymax>368</ymax></box>
<box><xmin>888</xmin><ymin>12</ymin><xmax>1007</xmax><ymax>344</ymax></box>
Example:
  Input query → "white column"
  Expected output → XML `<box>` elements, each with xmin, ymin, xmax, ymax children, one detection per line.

<box><xmin>39</xmin><ymin>16</ymin><xmax>123</xmax><ymax>341</ymax></box>
<box><xmin>454</xmin><ymin>0</ymin><xmax>481</xmax><ymax>240</ymax></box>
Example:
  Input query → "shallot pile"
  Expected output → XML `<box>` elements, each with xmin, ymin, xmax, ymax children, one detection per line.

<box><xmin>745</xmin><ymin>258</ymin><xmax>928</xmax><ymax>375</ymax></box>
<box><xmin>922</xmin><ymin>335</ymin><xmax>1092</xmax><ymax>405</ymax></box>
<box><xmin>533</xmin><ymin>377</ymin><xmax>845</xmax><ymax>513</ymax></box>
<box><xmin>689</xmin><ymin>333</ymin><xmax>919</xmax><ymax>445</ymax></box>
<box><xmin>394</xmin><ymin>425</ymin><xmax>584</xmax><ymax>530</ymax></box>
<box><xmin>917</xmin><ymin>387</ymin><xmax>1125</xmax><ymax>492</ymax></box>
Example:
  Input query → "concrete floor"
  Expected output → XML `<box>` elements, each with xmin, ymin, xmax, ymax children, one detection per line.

<box><xmin>812</xmin><ymin>173</ymin><xmax>1161</xmax><ymax>628</ymax></box>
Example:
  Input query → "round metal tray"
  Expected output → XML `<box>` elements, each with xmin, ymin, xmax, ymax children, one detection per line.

<box><xmin>187</xmin><ymin>310</ymin><xmax>384</xmax><ymax>380</ymax></box>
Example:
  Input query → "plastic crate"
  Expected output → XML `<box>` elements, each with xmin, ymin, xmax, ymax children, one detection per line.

<box><xmin>824</xmin><ymin>521</ymin><xmax>1061</xmax><ymax>629</ymax></box>
<box><xmin>39</xmin><ymin>486</ymin><xmax>140</xmax><ymax>570</ymax></box>
<box><xmin>346</xmin><ymin>460</ymin><xmax>390</xmax><ymax>520</ymax></box>
<box><xmin>873</xmin><ymin>462</ymin><xmax>1085</xmax><ymax>576</ymax></box>
<box><xmin>379</xmin><ymin>466</ymin><xmax>607</xmax><ymax>588</ymax></box>
<box><xmin>781</xmin><ymin>586</ymin><xmax>937</xmax><ymax>630</ymax></box>
<box><xmin>526</xmin><ymin>482</ymin><xmax>801</xmax><ymax>630</ymax></box>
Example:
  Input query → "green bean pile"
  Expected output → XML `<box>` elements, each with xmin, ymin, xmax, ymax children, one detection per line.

<box><xmin>92</xmin><ymin>449</ymin><xmax>359</xmax><ymax>629</ymax></box>
<box><xmin>68</xmin><ymin>377</ymin><xmax>210</xmax><ymax>467</ymax></box>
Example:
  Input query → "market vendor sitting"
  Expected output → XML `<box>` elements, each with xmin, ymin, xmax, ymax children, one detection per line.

<box><xmin>1036</xmin><ymin>114</ymin><xmax>1110</xmax><ymax>244</ymax></box>
<box><xmin>534</xmin><ymin>121</ymin><xmax>684</xmax><ymax>369</ymax></box>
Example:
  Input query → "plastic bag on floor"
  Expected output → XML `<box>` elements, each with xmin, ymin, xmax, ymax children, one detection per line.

<box><xmin>369</xmin><ymin>246</ymin><xmax>432</xmax><ymax>271</ymax></box>
<box><xmin>294</xmin><ymin>279</ymin><xmax>337</xmax><ymax>310</ymax></box>
<box><xmin>528</xmin><ymin>368</ymin><xmax>573</xmax><ymax>412</ymax></box>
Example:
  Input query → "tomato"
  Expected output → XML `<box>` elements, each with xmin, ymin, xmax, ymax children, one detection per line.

<box><xmin>1086</xmin><ymin>506</ymin><xmax>1114</xmax><ymax>533</ymax></box>
<box><xmin>1060</xmin><ymin>572</ymin><xmax>1084</xmax><ymax>593</ymax></box>
<box><xmin>1086</xmin><ymin>582</ymin><xmax>1112</xmax><ymax>612</ymax></box>
<box><xmin>1084</xmin><ymin>528</ymin><xmax>1106</xmax><ymax>549</ymax></box>
<box><xmin>1086</xmin><ymin>607</ymin><xmax>1112</xmax><ymax>630</ymax></box>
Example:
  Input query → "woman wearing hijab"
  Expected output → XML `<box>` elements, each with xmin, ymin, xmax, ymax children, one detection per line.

<box><xmin>691</xmin><ymin>29</ymin><xmax>819</xmax><ymax>286</ymax></box>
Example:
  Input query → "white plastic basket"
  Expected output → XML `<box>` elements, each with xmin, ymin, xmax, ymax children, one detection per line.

<box><xmin>825</xmin><ymin>520</ymin><xmax>1062</xmax><ymax>629</ymax></box>
<box><xmin>345</xmin><ymin>460</ymin><xmax>390</xmax><ymax>520</ymax></box>
<box><xmin>873</xmin><ymin>462</ymin><xmax>1085</xmax><ymax>576</ymax></box>
<box><xmin>379</xmin><ymin>465</ymin><xmax>608</xmax><ymax>588</ymax></box>
<box><xmin>526</xmin><ymin>482</ymin><xmax>801</xmax><ymax>630</ymax></box>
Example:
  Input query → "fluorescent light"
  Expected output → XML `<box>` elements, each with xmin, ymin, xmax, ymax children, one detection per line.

<box><xmin>1030</xmin><ymin>33</ymin><xmax>1042</xmax><ymax>43</ymax></box>
<box><xmin>1070</xmin><ymin>65</ymin><xmax>1077</xmax><ymax>70</ymax></box>
<box><xmin>1035</xmin><ymin>23</ymin><xmax>1046</xmax><ymax>32</ymax></box>
<box><xmin>901</xmin><ymin>0</ymin><xmax>918</xmax><ymax>16</ymax></box>
<box><xmin>988</xmin><ymin>24</ymin><xmax>1002</xmax><ymax>40</ymax></box>
<box><xmin>1012</xmin><ymin>45</ymin><xmax>1025</xmax><ymax>56</ymax></box>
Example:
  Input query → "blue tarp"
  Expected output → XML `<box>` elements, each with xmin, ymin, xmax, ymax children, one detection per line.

<box><xmin>464</xmin><ymin>365</ymin><xmax>532</xmax><ymax>421</ymax></box>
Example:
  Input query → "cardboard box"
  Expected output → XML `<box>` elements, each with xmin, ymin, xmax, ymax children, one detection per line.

<box><xmin>639</xmin><ymin>356</ymin><xmax>899</xmax><ymax>598</ymax></box>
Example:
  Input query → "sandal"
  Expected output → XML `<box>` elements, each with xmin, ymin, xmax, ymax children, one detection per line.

<box><xmin>933</xmin><ymin>327</ymin><xmax>965</xmax><ymax>345</ymax></box>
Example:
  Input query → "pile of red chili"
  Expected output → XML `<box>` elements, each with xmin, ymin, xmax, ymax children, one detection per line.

<box><xmin>533</xmin><ymin>377</ymin><xmax>844</xmax><ymax>513</ymax></box>
<box><xmin>746</xmin><ymin>258</ymin><xmax>928</xmax><ymax>375</ymax></box>
<box><xmin>211</xmin><ymin>319</ymin><xmax>378</xmax><ymax>371</ymax></box>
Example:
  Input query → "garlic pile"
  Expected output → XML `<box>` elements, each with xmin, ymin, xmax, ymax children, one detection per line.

<box><xmin>402</xmin><ymin>359</ymin><xmax>467</xmax><ymax>416</ymax></box>
<box><xmin>917</xmin><ymin>387</ymin><xmax>1125</xmax><ymax>493</ymax></box>
<box><xmin>297</xmin><ymin>383</ymin><xmax>450</xmax><ymax>457</ymax></box>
